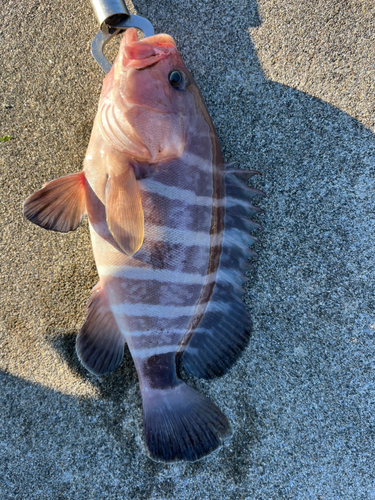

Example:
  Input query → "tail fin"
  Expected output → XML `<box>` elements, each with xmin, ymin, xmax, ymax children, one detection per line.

<box><xmin>142</xmin><ymin>383</ymin><xmax>231</xmax><ymax>462</ymax></box>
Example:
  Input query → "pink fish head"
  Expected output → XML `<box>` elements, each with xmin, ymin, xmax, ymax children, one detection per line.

<box><xmin>99</xmin><ymin>28</ymin><xmax>202</xmax><ymax>163</ymax></box>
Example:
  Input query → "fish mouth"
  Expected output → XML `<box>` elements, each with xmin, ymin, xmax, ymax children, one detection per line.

<box><xmin>121</xmin><ymin>28</ymin><xmax>177</xmax><ymax>70</ymax></box>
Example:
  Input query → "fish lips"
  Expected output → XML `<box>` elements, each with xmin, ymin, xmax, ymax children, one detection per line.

<box><xmin>124</xmin><ymin>44</ymin><xmax>177</xmax><ymax>70</ymax></box>
<box><xmin>121</xmin><ymin>29</ymin><xmax>177</xmax><ymax>70</ymax></box>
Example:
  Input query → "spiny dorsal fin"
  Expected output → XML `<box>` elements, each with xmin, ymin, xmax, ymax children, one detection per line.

<box><xmin>23</xmin><ymin>171</ymin><xmax>86</xmax><ymax>232</ymax></box>
<box><xmin>181</xmin><ymin>166</ymin><xmax>264</xmax><ymax>379</ymax></box>
<box><xmin>76</xmin><ymin>284</ymin><xmax>125</xmax><ymax>375</ymax></box>
<box><xmin>105</xmin><ymin>168</ymin><xmax>144</xmax><ymax>257</ymax></box>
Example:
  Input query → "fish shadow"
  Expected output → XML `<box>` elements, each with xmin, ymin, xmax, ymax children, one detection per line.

<box><xmin>47</xmin><ymin>327</ymin><xmax>138</xmax><ymax>404</ymax></box>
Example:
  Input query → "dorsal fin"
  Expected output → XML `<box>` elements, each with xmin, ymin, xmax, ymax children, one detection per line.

<box><xmin>76</xmin><ymin>284</ymin><xmax>126</xmax><ymax>375</ymax></box>
<box><xmin>181</xmin><ymin>168</ymin><xmax>264</xmax><ymax>379</ymax></box>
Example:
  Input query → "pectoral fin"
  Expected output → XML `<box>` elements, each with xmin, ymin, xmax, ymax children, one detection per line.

<box><xmin>105</xmin><ymin>168</ymin><xmax>144</xmax><ymax>256</ymax></box>
<box><xmin>23</xmin><ymin>171</ymin><xmax>86</xmax><ymax>232</ymax></box>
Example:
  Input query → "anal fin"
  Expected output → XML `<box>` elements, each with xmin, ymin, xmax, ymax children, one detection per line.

<box><xmin>23</xmin><ymin>171</ymin><xmax>86</xmax><ymax>232</ymax></box>
<box><xmin>76</xmin><ymin>284</ymin><xmax>125</xmax><ymax>375</ymax></box>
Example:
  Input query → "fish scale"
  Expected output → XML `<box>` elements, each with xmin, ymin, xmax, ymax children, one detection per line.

<box><xmin>95</xmin><ymin>151</ymin><xmax>216</xmax><ymax>368</ymax></box>
<box><xmin>23</xmin><ymin>28</ymin><xmax>264</xmax><ymax>462</ymax></box>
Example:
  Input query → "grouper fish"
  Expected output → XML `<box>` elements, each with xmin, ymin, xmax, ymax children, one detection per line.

<box><xmin>23</xmin><ymin>28</ymin><xmax>264</xmax><ymax>462</ymax></box>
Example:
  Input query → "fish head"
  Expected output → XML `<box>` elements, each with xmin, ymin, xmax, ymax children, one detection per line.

<box><xmin>99</xmin><ymin>28</ymin><xmax>204</xmax><ymax>164</ymax></box>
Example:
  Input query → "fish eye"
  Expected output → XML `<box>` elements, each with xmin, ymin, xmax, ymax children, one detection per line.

<box><xmin>169</xmin><ymin>70</ymin><xmax>185</xmax><ymax>89</ymax></box>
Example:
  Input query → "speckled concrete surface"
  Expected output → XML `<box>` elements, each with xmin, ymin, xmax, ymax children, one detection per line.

<box><xmin>1</xmin><ymin>0</ymin><xmax>375</xmax><ymax>498</ymax></box>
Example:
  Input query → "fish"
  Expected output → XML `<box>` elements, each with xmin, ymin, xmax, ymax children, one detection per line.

<box><xmin>23</xmin><ymin>28</ymin><xmax>264</xmax><ymax>462</ymax></box>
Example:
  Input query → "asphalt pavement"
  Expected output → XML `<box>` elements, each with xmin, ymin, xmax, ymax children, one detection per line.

<box><xmin>1</xmin><ymin>0</ymin><xmax>375</xmax><ymax>498</ymax></box>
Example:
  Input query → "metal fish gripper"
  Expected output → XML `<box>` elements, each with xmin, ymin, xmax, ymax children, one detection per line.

<box><xmin>90</xmin><ymin>0</ymin><xmax>154</xmax><ymax>73</ymax></box>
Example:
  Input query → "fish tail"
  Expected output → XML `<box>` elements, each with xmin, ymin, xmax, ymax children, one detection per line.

<box><xmin>142</xmin><ymin>382</ymin><xmax>231</xmax><ymax>462</ymax></box>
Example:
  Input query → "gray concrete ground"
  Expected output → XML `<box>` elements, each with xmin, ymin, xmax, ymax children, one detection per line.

<box><xmin>1</xmin><ymin>0</ymin><xmax>375</xmax><ymax>498</ymax></box>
